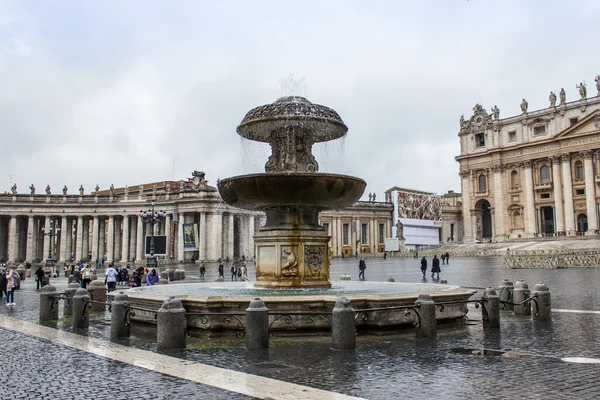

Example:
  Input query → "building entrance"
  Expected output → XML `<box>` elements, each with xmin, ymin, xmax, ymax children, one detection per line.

<box><xmin>540</xmin><ymin>206</ymin><xmax>555</xmax><ymax>236</ymax></box>
<box><xmin>577</xmin><ymin>213</ymin><xmax>588</xmax><ymax>234</ymax></box>
<box><xmin>475</xmin><ymin>199</ymin><xmax>492</xmax><ymax>240</ymax></box>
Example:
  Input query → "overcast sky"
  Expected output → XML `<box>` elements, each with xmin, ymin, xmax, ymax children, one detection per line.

<box><xmin>1</xmin><ymin>1</ymin><xmax>599</xmax><ymax>199</ymax></box>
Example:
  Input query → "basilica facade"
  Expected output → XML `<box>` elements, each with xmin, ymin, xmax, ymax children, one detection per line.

<box><xmin>0</xmin><ymin>172</ymin><xmax>393</xmax><ymax>264</ymax></box>
<box><xmin>457</xmin><ymin>78</ymin><xmax>600</xmax><ymax>242</ymax></box>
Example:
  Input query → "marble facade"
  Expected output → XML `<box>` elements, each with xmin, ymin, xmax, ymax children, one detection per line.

<box><xmin>456</xmin><ymin>81</ymin><xmax>600</xmax><ymax>243</ymax></box>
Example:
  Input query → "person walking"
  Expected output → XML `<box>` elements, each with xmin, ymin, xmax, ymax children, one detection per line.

<box><xmin>146</xmin><ymin>268</ymin><xmax>159</xmax><ymax>286</ymax></box>
<box><xmin>445</xmin><ymin>252</ymin><xmax>450</xmax><ymax>265</ymax></box>
<box><xmin>420</xmin><ymin>256</ymin><xmax>427</xmax><ymax>279</ymax></box>
<box><xmin>441</xmin><ymin>253</ymin><xmax>446</xmax><ymax>264</ymax></box>
<box><xmin>218</xmin><ymin>261</ymin><xmax>224</xmax><ymax>278</ymax></box>
<box><xmin>431</xmin><ymin>255</ymin><xmax>441</xmax><ymax>279</ymax></box>
<box><xmin>358</xmin><ymin>257</ymin><xmax>367</xmax><ymax>280</ymax></box>
<box><xmin>132</xmin><ymin>267</ymin><xmax>143</xmax><ymax>287</ymax></box>
<box><xmin>35</xmin><ymin>266</ymin><xmax>45</xmax><ymax>290</ymax></box>
<box><xmin>0</xmin><ymin>267</ymin><xmax>7</xmax><ymax>302</ymax></box>
<box><xmin>5</xmin><ymin>268</ymin><xmax>17</xmax><ymax>307</ymax></box>
<box><xmin>199</xmin><ymin>261</ymin><xmax>206</xmax><ymax>280</ymax></box>
<box><xmin>105</xmin><ymin>264</ymin><xmax>118</xmax><ymax>292</ymax></box>
<box><xmin>231</xmin><ymin>264</ymin><xmax>237</xmax><ymax>281</ymax></box>
<box><xmin>240</xmin><ymin>263</ymin><xmax>248</xmax><ymax>281</ymax></box>
<box><xmin>81</xmin><ymin>264</ymin><xmax>92</xmax><ymax>289</ymax></box>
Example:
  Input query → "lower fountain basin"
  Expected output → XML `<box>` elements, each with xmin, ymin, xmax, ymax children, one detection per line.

<box><xmin>123</xmin><ymin>282</ymin><xmax>477</xmax><ymax>333</ymax></box>
<box><xmin>217</xmin><ymin>173</ymin><xmax>367</xmax><ymax>211</ymax></box>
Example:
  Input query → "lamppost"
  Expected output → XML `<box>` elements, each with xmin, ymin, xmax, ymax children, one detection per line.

<box><xmin>42</xmin><ymin>219</ymin><xmax>60</xmax><ymax>276</ymax></box>
<box><xmin>140</xmin><ymin>200</ymin><xmax>166</xmax><ymax>270</ymax></box>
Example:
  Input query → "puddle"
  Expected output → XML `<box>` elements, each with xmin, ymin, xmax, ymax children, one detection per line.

<box><xmin>561</xmin><ymin>357</ymin><xmax>600</xmax><ymax>364</ymax></box>
<box><xmin>451</xmin><ymin>347</ymin><xmax>526</xmax><ymax>358</ymax></box>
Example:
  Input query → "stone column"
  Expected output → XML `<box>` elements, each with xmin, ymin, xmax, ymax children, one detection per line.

<box><xmin>130</xmin><ymin>216</ymin><xmax>137</xmax><ymax>260</ymax></box>
<box><xmin>60</xmin><ymin>216</ymin><xmax>68</xmax><ymax>262</ymax></box>
<box><xmin>332</xmin><ymin>297</ymin><xmax>355</xmax><ymax>349</ymax></box>
<box><xmin>199</xmin><ymin>212</ymin><xmax>206</xmax><ymax>261</ymax></box>
<box><xmin>332</xmin><ymin>218</ymin><xmax>338</xmax><ymax>256</ymax></box>
<box><xmin>75</xmin><ymin>217</ymin><xmax>84</xmax><ymax>261</ymax></box>
<box><xmin>65</xmin><ymin>218</ymin><xmax>73</xmax><ymax>262</ymax></box>
<box><xmin>82</xmin><ymin>218</ymin><xmax>89</xmax><ymax>261</ymax></box>
<box><xmin>248</xmin><ymin>215</ymin><xmax>255</xmax><ymax>258</ymax></box>
<box><xmin>551</xmin><ymin>156</ymin><xmax>565</xmax><ymax>233</ymax></box>
<box><xmin>98</xmin><ymin>219</ymin><xmax>106</xmax><ymax>260</ymax></box>
<box><xmin>26</xmin><ymin>215</ymin><xmax>35</xmax><ymax>262</ymax></box>
<box><xmin>177</xmin><ymin>212</ymin><xmax>185</xmax><ymax>262</ymax></box>
<box><xmin>582</xmin><ymin>151</ymin><xmax>598</xmax><ymax>233</ymax></box>
<box><xmin>561</xmin><ymin>153</ymin><xmax>576</xmax><ymax>235</ymax></box>
<box><xmin>106</xmin><ymin>216</ymin><xmax>115</xmax><ymax>262</ymax></box>
<box><xmin>114</xmin><ymin>218</ymin><xmax>122</xmax><ymax>261</ymax></box>
<box><xmin>8</xmin><ymin>216</ymin><xmax>18</xmax><ymax>262</ymax></box>
<box><xmin>164</xmin><ymin>214</ymin><xmax>171</xmax><ymax>258</ymax></box>
<box><xmin>121</xmin><ymin>216</ymin><xmax>130</xmax><ymax>262</ymax></box>
<box><xmin>351</xmin><ymin>217</ymin><xmax>357</xmax><ymax>255</ymax></box>
<box><xmin>522</xmin><ymin>161</ymin><xmax>536</xmax><ymax>236</ymax></box>
<box><xmin>460</xmin><ymin>171</ymin><xmax>473</xmax><ymax>242</ymax></box>
<box><xmin>227</xmin><ymin>213</ymin><xmax>234</xmax><ymax>260</ymax></box>
<box><xmin>91</xmin><ymin>216</ymin><xmax>99</xmax><ymax>262</ymax></box>
<box><xmin>245</xmin><ymin>298</ymin><xmax>269</xmax><ymax>349</ymax></box>
<box><xmin>136</xmin><ymin>215</ymin><xmax>144</xmax><ymax>261</ymax></box>
<box><xmin>43</xmin><ymin>216</ymin><xmax>52</xmax><ymax>262</ymax></box>
<box><xmin>492</xmin><ymin>165</ymin><xmax>506</xmax><ymax>241</ymax></box>
<box><xmin>212</xmin><ymin>212</ymin><xmax>223</xmax><ymax>261</ymax></box>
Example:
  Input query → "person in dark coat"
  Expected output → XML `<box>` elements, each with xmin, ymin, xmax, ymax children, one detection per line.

<box><xmin>420</xmin><ymin>257</ymin><xmax>427</xmax><ymax>278</ymax></box>
<box><xmin>358</xmin><ymin>257</ymin><xmax>366</xmax><ymax>280</ymax></box>
<box><xmin>35</xmin><ymin>267</ymin><xmax>46</xmax><ymax>290</ymax></box>
<box><xmin>445</xmin><ymin>252</ymin><xmax>450</xmax><ymax>264</ymax></box>
<box><xmin>0</xmin><ymin>268</ymin><xmax>7</xmax><ymax>300</ymax></box>
<box><xmin>431</xmin><ymin>255</ymin><xmax>441</xmax><ymax>279</ymax></box>
<box><xmin>218</xmin><ymin>262</ymin><xmax>224</xmax><ymax>278</ymax></box>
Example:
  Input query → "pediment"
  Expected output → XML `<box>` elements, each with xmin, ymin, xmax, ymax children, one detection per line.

<box><xmin>555</xmin><ymin>110</ymin><xmax>600</xmax><ymax>139</ymax></box>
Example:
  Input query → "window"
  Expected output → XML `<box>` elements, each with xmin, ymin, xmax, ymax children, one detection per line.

<box><xmin>475</xmin><ymin>133</ymin><xmax>485</xmax><ymax>148</ymax></box>
<box><xmin>539</xmin><ymin>165</ymin><xmax>550</xmax><ymax>184</ymax></box>
<box><xmin>323</xmin><ymin>223</ymin><xmax>329</xmax><ymax>234</ymax></box>
<box><xmin>508</xmin><ymin>131</ymin><xmax>517</xmax><ymax>142</ymax></box>
<box><xmin>478</xmin><ymin>174</ymin><xmax>487</xmax><ymax>192</ymax></box>
<box><xmin>575</xmin><ymin>161</ymin><xmax>584</xmax><ymax>180</ymax></box>
<box><xmin>569</xmin><ymin>117</ymin><xmax>579</xmax><ymax>126</ymax></box>
<box><xmin>342</xmin><ymin>224</ymin><xmax>349</xmax><ymax>245</ymax></box>
<box><xmin>361</xmin><ymin>223</ymin><xmax>368</xmax><ymax>245</ymax></box>
<box><xmin>534</xmin><ymin>125</ymin><xmax>546</xmax><ymax>135</ymax></box>
<box><xmin>540</xmin><ymin>193</ymin><xmax>550</xmax><ymax>199</ymax></box>
<box><xmin>576</xmin><ymin>188</ymin><xmax>585</xmax><ymax>196</ymax></box>
<box><xmin>379</xmin><ymin>224</ymin><xmax>385</xmax><ymax>244</ymax></box>
<box><xmin>510</xmin><ymin>170</ymin><xmax>519</xmax><ymax>189</ymax></box>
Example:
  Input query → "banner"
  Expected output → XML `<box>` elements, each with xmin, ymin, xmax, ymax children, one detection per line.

<box><xmin>183</xmin><ymin>223</ymin><xmax>198</xmax><ymax>251</ymax></box>
<box><xmin>397</xmin><ymin>191</ymin><xmax>442</xmax><ymax>221</ymax></box>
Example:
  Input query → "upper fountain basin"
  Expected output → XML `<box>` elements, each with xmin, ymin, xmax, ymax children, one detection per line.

<box><xmin>237</xmin><ymin>96</ymin><xmax>348</xmax><ymax>144</ymax></box>
<box><xmin>217</xmin><ymin>172</ymin><xmax>366</xmax><ymax>211</ymax></box>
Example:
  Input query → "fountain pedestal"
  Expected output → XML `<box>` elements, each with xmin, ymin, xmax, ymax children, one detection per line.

<box><xmin>254</xmin><ymin>229</ymin><xmax>331</xmax><ymax>288</ymax></box>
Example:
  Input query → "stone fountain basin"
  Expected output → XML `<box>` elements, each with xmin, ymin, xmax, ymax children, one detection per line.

<box><xmin>217</xmin><ymin>173</ymin><xmax>367</xmax><ymax>211</ymax></box>
<box><xmin>123</xmin><ymin>282</ymin><xmax>477</xmax><ymax>333</ymax></box>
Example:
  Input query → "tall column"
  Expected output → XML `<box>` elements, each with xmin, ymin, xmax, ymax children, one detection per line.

<box><xmin>551</xmin><ymin>156</ymin><xmax>565</xmax><ymax>233</ymax></box>
<box><xmin>211</xmin><ymin>212</ymin><xmax>223</xmax><ymax>261</ymax></box>
<box><xmin>82</xmin><ymin>218</ymin><xmax>89</xmax><ymax>261</ymax></box>
<box><xmin>583</xmin><ymin>151</ymin><xmax>598</xmax><ymax>233</ymax></box>
<box><xmin>91</xmin><ymin>216</ymin><xmax>99</xmax><ymax>262</ymax></box>
<box><xmin>114</xmin><ymin>218</ymin><xmax>122</xmax><ymax>261</ymax></box>
<box><xmin>98</xmin><ymin>219</ymin><xmax>106</xmax><ymax>260</ymax></box>
<box><xmin>248</xmin><ymin>215</ymin><xmax>255</xmax><ymax>258</ymax></box>
<box><xmin>492</xmin><ymin>165</ymin><xmax>506</xmax><ymax>241</ymax></box>
<box><xmin>227</xmin><ymin>213</ymin><xmax>234</xmax><ymax>260</ymax></box>
<box><xmin>75</xmin><ymin>216</ymin><xmax>84</xmax><ymax>261</ymax></box>
<box><xmin>8</xmin><ymin>216</ymin><xmax>18</xmax><ymax>263</ymax></box>
<box><xmin>65</xmin><ymin>218</ymin><xmax>73</xmax><ymax>262</ymax></box>
<box><xmin>561</xmin><ymin>153</ymin><xmax>576</xmax><ymax>234</ymax></box>
<box><xmin>0</xmin><ymin>218</ymin><xmax>7</xmax><ymax>261</ymax></box>
<box><xmin>43</xmin><ymin>216</ymin><xmax>53</xmax><ymax>262</ymax></box>
<box><xmin>199</xmin><ymin>212</ymin><xmax>206</xmax><ymax>261</ymax></box>
<box><xmin>164</xmin><ymin>214</ymin><xmax>171</xmax><ymax>258</ymax></box>
<box><xmin>136</xmin><ymin>215</ymin><xmax>144</xmax><ymax>261</ymax></box>
<box><xmin>351</xmin><ymin>217</ymin><xmax>357</xmax><ymax>255</ymax></box>
<box><xmin>26</xmin><ymin>215</ymin><xmax>35</xmax><ymax>262</ymax></box>
<box><xmin>523</xmin><ymin>161</ymin><xmax>536</xmax><ymax>236</ymax></box>
<box><xmin>129</xmin><ymin>216</ymin><xmax>137</xmax><ymax>261</ymax></box>
<box><xmin>460</xmin><ymin>171</ymin><xmax>473</xmax><ymax>243</ymax></box>
<box><xmin>121</xmin><ymin>216</ymin><xmax>130</xmax><ymax>262</ymax></box>
<box><xmin>107</xmin><ymin>216</ymin><xmax>115</xmax><ymax>262</ymax></box>
<box><xmin>60</xmin><ymin>216</ymin><xmax>68</xmax><ymax>262</ymax></box>
<box><xmin>177</xmin><ymin>213</ymin><xmax>185</xmax><ymax>262</ymax></box>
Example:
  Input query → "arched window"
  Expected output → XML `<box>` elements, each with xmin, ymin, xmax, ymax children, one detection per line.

<box><xmin>540</xmin><ymin>165</ymin><xmax>550</xmax><ymax>184</ymax></box>
<box><xmin>575</xmin><ymin>160</ymin><xmax>584</xmax><ymax>180</ymax></box>
<box><xmin>510</xmin><ymin>170</ymin><xmax>519</xmax><ymax>188</ymax></box>
<box><xmin>478</xmin><ymin>174</ymin><xmax>487</xmax><ymax>192</ymax></box>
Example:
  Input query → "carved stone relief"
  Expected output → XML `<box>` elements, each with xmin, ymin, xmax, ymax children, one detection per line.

<box><xmin>281</xmin><ymin>247</ymin><xmax>298</xmax><ymax>276</ymax></box>
<box><xmin>304</xmin><ymin>245</ymin><xmax>325</xmax><ymax>277</ymax></box>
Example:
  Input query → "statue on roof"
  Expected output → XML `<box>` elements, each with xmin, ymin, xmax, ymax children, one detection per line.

<box><xmin>11</xmin><ymin>184</ymin><xmax>17</xmax><ymax>195</ymax></box>
<box><xmin>109</xmin><ymin>184</ymin><xmax>115</xmax><ymax>196</ymax></box>
<box><xmin>559</xmin><ymin>88</ymin><xmax>566</xmax><ymax>104</ymax></box>
<box><xmin>29</xmin><ymin>184</ymin><xmax>35</xmax><ymax>195</ymax></box>
<box><xmin>595</xmin><ymin>75</ymin><xmax>600</xmax><ymax>95</ymax></box>
<box><xmin>576</xmin><ymin>82</ymin><xmax>587</xmax><ymax>100</ymax></box>
<box><xmin>520</xmin><ymin>99</ymin><xmax>528</xmax><ymax>114</ymax></box>
<box><xmin>95</xmin><ymin>185</ymin><xmax>100</xmax><ymax>196</ymax></box>
<box><xmin>491</xmin><ymin>105</ymin><xmax>500</xmax><ymax>120</ymax></box>
<box><xmin>62</xmin><ymin>185</ymin><xmax>68</xmax><ymax>196</ymax></box>
<box><xmin>124</xmin><ymin>185</ymin><xmax>129</xmax><ymax>196</ymax></box>
<box><xmin>45</xmin><ymin>185</ymin><xmax>51</xmax><ymax>195</ymax></box>
<box><xmin>79</xmin><ymin>185</ymin><xmax>84</xmax><ymax>196</ymax></box>
<box><xmin>191</xmin><ymin>170</ymin><xmax>207</xmax><ymax>190</ymax></box>
<box><xmin>549</xmin><ymin>91</ymin><xmax>557</xmax><ymax>107</ymax></box>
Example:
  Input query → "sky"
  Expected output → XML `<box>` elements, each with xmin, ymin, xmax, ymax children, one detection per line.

<box><xmin>1</xmin><ymin>0</ymin><xmax>599</xmax><ymax>199</ymax></box>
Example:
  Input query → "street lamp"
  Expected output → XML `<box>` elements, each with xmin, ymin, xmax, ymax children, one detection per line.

<box><xmin>42</xmin><ymin>219</ymin><xmax>60</xmax><ymax>276</ymax></box>
<box><xmin>140</xmin><ymin>200</ymin><xmax>166</xmax><ymax>270</ymax></box>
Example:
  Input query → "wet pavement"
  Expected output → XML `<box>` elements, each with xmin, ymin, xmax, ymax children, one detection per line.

<box><xmin>1</xmin><ymin>257</ymin><xmax>600</xmax><ymax>399</ymax></box>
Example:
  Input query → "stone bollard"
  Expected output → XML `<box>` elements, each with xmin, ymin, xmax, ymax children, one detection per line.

<box><xmin>173</xmin><ymin>270</ymin><xmax>182</xmax><ymax>281</ymax></box>
<box><xmin>72</xmin><ymin>288</ymin><xmax>91</xmax><ymax>330</ymax></box>
<box><xmin>16</xmin><ymin>264</ymin><xmax>27</xmax><ymax>280</ymax></box>
<box><xmin>26</xmin><ymin>269</ymin><xmax>32</xmax><ymax>278</ymax></box>
<box><xmin>482</xmin><ymin>287</ymin><xmax>501</xmax><ymax>329</ymax></box>
<box><xmin>340</xmin><ymin>275</ymin><xmax>352</xmax><ymax>281</ymax></box>
<box><xmin>157</xmin><ymin>296</ymin><xmax>187</xmax><ymax>350</ymax></box>
<box><xmin>498</xmin><ymin>279</ymin><xmax>514</xmax><ymax>311</ymax></box>
<box><xmin>245</xmin><ymin>298</ymin><xmax>269</xmax><ymax>350</ymax></box>
<box><xmin>532</xmin><ymin>283</ymin><xmax>551</xmax><ymax>321</ymax></box>
<box><xmin>68</xmin><ymin>275</ymin><xmax>74</xmax><ymax>284</ymax></box>
<box><xmin>63</xmin><ymin>283</ymin><xmax>81</xmax><ymax>316</ymax></box>
<box><xmin>158</xmin><ymin>271</ymin><xmax>169</xmax><ymax>284</ymax></box>
<box><xmin>332</xmin><ymin>297</ymin><xmax>356</xmax><ymax>349</ymax></box>
<box><xmin>215</xmin><ymin>277</ymin><xmax>224</xmax><ymax>282</ymax></box>
<box><xmin>179</xmin><ymin>269</ymin><xmax>186</xmax><ymax>280</ymax></box>
<box><xmin>39</xmin><ymin>284</ymin><xmax>59</xmax><ymax>321</ymax></box>
<box><xmin>415</xmin><ymin>294</ymin><xmax>436</xmax><ymax>339</ymax></box>
<box><xmin>513</xmin><ymin>280</ymin><xmax>531</xmax><ymax>316</ymax></box>
<box><xmin>87</xmin><ymin>280</ymin><xmax>107</xmax><ymax>312</ymax></box>
<box><xmin>110</xmin><ymin>292</ymin><xmax>130</xmax><ymax>339</ymax></box>
<box><xmin>387</xmin><ymin>277</ymin><xmax>395</xmax><ymax>282</ymax></box>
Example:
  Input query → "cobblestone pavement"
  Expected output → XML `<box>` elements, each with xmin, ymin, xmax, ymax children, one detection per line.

<box><xmin>2</xmin><ymin>258</ymin><xmax>600</xmax><ymax>399</ymax></box>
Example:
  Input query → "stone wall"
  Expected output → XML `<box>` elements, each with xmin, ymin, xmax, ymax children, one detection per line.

<box><xmin>503</xmin><ymin>249</ymin><xmax>600</xmax><ymax>269</ymax></box>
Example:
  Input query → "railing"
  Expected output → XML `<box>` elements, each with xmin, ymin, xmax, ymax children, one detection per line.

<box><xmin>268</xmin><ymin>311</ymin><xmax>332</xmax><ymax>339</ymax></box>
<box><xmin>435</xmin><ymin>299</ymin><xmax>488</xmax><ymax>322</ymax></box>
<box><xmin>186</xmin><ymin>312</ymin><xmax>246</xmax><ymax>339</ymax></box>
<box><xmin>354</xmin><ymin>305</ymin><xmax>421</xmax><ymax>328</ymax></box>
<box><xmin>499</xmin><ymin>294</ymin><xmax>539</xmax><ymax>316</ymax></box>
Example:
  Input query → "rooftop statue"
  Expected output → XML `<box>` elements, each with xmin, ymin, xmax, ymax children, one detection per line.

<box><xmin>520</xmin><ymin>99</ymin><xmax>528</xmax><ymax>113</ymax></box>
<box><xmin>576</xmin><ymin>82</ymin><xmax>587</xmax><ymax>99</ymax></box>
<box><xmin>79</xmin><ymin>185</ymin><xmax>84</xmax><ymax>196</ymax></box>
<box><xmin>11</xmin><ymin>184</ymin><xmax>17</xmax><ymax>195</ymax></box>
<box><xmin>95</xmin><ymin>185</ymin><xmax>100</xmax><ymax>196</ymax></box>
<box><xmin>595</xmin><ymin>75</ymin><xmax>600</xmax><ymax>95</ymax></box>
<box><xmin>559</xmin><ymin>88</ymin><xmax>566</xmax><ymax>104</ymax></box>
<box><xmin>110</xmin><ymin>184</ymin><xmax>115</xmax><ymax>196</ymax></box>
<box><xmin>29</xmin><ymin>184</ymin><xmax>35</xmax><ymax>195</ymax></box>
<box><xmin>491</xmin><ymin>105</ymin><xmax>500</xmax><ymax>120</ymax></box>
<box><xmin>549</xmin><ymin>91</ymin><xmax>557</xmax><ymax>107</ymax></box>
<box><xmin>62</xmin><ymin>185</ymin><xmax>68</xmax><ymax>196</ymax></box>
<box><xmin>45</xmin><ymin>185</ymin><xmax>51</xmax><ymax>195</ymax></box>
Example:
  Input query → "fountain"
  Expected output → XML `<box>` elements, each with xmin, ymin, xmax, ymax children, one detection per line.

<box><xmin>218</xmin><ymin>96</ymin><xmax>366</xmax><ymax>288</ymax></box>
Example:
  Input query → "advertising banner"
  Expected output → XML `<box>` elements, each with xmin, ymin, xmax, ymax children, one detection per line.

<box><xmin>183</xmin><ymin>223</ymin><xmax>198</xmax><ymax>251</ymax></box>
<box><xmin>397</xmin><ymin>191</ymin><xmax>442</xmax><ymax>221</ymax></box>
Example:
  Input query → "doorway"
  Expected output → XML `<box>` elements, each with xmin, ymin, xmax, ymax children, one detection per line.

<box><xmin>540</xmin><ymin>207</ymin><xmax>555</xmax><ymax>236</ymax></box>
